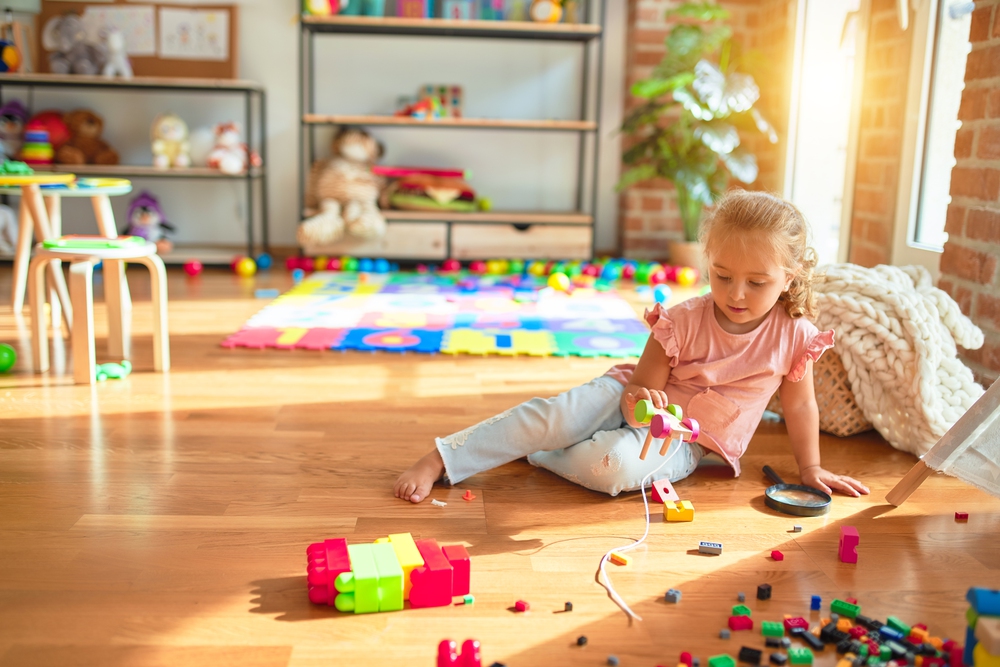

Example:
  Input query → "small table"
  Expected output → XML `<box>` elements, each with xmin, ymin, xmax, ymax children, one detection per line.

<box><xmin>1</xmin><ymin>175</ymin><xmax>135</xmax><ymax>357</ymax></box>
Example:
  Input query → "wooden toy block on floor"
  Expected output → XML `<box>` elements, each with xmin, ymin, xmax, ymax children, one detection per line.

<box><xmin>609</xmin><ymin>551</ymin><xmax>631</xmax><ymax>566</ymax></box>
<box><xmin>977</xmin><ymin>617</ymin><xmax>1000</xmax><ymax>654</ymax></box>
<box><xmin>651</xmin><ymin>477</ymin><xmax>680</xmax><ymax>503</ymax></box>
<box><xmin>839</xmin><ymin>526</ymin><xmax>859</xmax><ymax>563</ymax></box>
<box><xmin>665</xmin><ymin>500</ymin><xmax>694</xmax><ymax>522</ymax></box>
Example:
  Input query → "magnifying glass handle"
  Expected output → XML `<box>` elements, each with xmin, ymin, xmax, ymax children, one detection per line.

<box><xmin>763</xmin><ymin>465</ymin><xmax>786</xmax><ymax>485</ymax></box>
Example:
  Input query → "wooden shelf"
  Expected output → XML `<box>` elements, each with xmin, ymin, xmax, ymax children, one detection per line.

<box><xmin>303</xmin><ymin>114</ymin><xmax>596</xmax><ymax>131</ymax></box>
<box><xmin>49</xmin><ymin>164</ymin><xmax>265</xmax><ymax>179</ymax></box>
<box><xmin>302</xmin><ymin>208</ymin><xmax>592</xmax><ymax>225</ymax></box>
<box><xmin>300</xmin><ymin>15</ymin><xmax>601</xmax><ymax>40</ymax></box>
<box><xmin>0</xmin><ymin>73</ymin><xmax>263</xmax><ymax>92</ymax></box>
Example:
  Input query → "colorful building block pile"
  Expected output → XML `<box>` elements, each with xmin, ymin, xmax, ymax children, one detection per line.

<box><xmin>968</xmin><ymin>587</ymin><xmax>1000</xmax><ymax>667</ymax></box>
<box><xmin>306</xmin><ymin>533</ymin><xmax>470</xmax><ymax>613</ymax></box>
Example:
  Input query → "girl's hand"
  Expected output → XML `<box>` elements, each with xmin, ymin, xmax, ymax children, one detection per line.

<box><xmin>801</xmin><ymin>466</ymin><xmax>869</xmax><ymax>497</ymax></box>
<box><xmin>623</xmin><ymin>387</ymin><xmax>669</xmax><ymax>428</ymax></box>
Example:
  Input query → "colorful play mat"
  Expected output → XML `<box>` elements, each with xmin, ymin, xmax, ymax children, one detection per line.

<box><xmin>221</xmin><ymin>271</ymin><xmax>649</xmax><ymax>357</ymax></box>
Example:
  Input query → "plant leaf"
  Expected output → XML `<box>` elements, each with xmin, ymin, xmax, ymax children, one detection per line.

<box><xmin>666</xmin><ymin>24</ymin><xmax>706</xmax><ymax>57</ymax></box>
<box><xmin>692</xmin><ymin>60</ymin><xmax>760</xmax><ymax>116</ymax></box>
<box><xmin>751</xmin><ymin>108</ymin><xmax>779</xmax><ymax>143</ymax></box>
<box><xmin>673</xmin><ymin>87</ymin><xmax>715</xmax><ymax>121</ymax></box>
<box><xmin>631</xmin><ymin>72</ymin><xmax>695</xmax><ymax>99</ymax></box>
<box><xmin>694</xmin><ymin>120</ymin><xmax>740</xmax><ymax>154</ymax></box>
<box><xmin>617</xmin><ymin>164</ymin><xmax>658</xmax><ymax>191</ymax></box>
<box><xmin>665</xmin><ymin>1</ymin><xmax>730</xmax><ymax>21</ymax></box>
<box><xmin>722</xmin><ymin>149</ymin><xmax>759</xmax><ymax>183</ymax></box>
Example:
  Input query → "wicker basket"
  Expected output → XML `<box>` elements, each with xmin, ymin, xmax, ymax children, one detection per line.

<box><xmin>766</xmin><ymin>350</ymin><xmax>873</xmax><ymax>437</ymax></box>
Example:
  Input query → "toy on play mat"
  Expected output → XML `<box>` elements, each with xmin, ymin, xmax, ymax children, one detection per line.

<box><xmin>633</xmin><ymin>398</ymin><xmax>700</xmax><ymax>460</ymax></box>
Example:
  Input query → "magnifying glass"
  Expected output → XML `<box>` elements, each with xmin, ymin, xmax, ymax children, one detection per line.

<box><xmin>762</xmin><ymin>465</ymin><xmax>832</xmax><ymax>517</ymax></box>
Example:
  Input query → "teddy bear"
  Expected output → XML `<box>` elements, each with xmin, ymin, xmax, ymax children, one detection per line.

<box><xmin>124</xmin><ymin>191</ymin><xmax>175</xmax><ymax>254</ymax></box>
<box><xmin>54</xmin><ymin>109</ymin><xmax>119</xmax><ymax>165</ymax></box>
<box><xmin>151</xmin><ymin>113</ymin><xmax>191</xmax><ymax>169</ymax></box>
<box><xmin>101</xmin><ymin>28</ymin><xmax>132</xmax><ymax>80</ymax></box>
<box><xmin>298</xmin><ymin>126</ymin><xmax>386</xmax><ymax>247</ymax></box>
<box><xmin>42</xmin><ymin>13</ymin><xmax>106</xmax><ymax>75</ymax></box>
<box><xmin>206</xmin><ymin>122</ymin><xmax>261</xmax><ymax>175</ymax></box>
<box><xmin>0</xmin><ymin>99</ymin><xmax>27</xmax><ymax>161</ymax></box>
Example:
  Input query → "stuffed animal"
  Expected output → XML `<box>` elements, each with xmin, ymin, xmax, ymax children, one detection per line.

<box><xmin>206</xmin><ymin>122</ymin><xmax>261</xmax><ymax>175</ymax></box>
<box><xmin>0</xmin><ymin>99</ymin><xmax>28</xmax><ymax>161</ymax></box>
<box><xmin>102</xmin><ymin>28</ymin><xmax>132</xmax><ymax>79</ymax></box>
<box><xmin>54</xmin><ymin>109</ymin><xmax>119</xmax><ymax>165</ymax></box>
<box><xmin>42</xmin><ymin>13</ymin><xmax>106</xmax><ymax>75</ymax></box>
<box><xmin>125</xmin><ymin>191</ymin><xmax>175</xmax><ymax>253</ymax></box>
<box><xmin>151</xmin><ymin>113</ymin><xmax>191</xmax><ymax>169</ymax></box>
<box><xmin>529</xmin><ymin>0</ymin><xmax>562</xmax><ymax>22</ymax></box>
<box><xmin>299</xmin><ymin>127</ymin><xmax>386</xmax><ymax>246</ymax></box>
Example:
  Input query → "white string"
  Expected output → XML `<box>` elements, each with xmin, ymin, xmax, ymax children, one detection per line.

<box><xmin>596</xmin><ymin>439</ymin><xmax>683</xmax><ymax>621</ymax></box>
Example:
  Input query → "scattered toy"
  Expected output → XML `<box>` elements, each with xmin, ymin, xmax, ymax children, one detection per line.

<box><xmin>564</xmin><ymin>602</ymin><xmax>573</xmax><ymax>612</ymax></box>
<box><xmin>651</xmin><ymin>477</ymin><xmax>680</xmax><ymax>503</ymax></box>
<box><xmin>720</xmin><ymin>629</ymin><xmax>731</xmax><ymax>639</ymax></box>
<box><xmin>729</xmin><ymin>616</ymin><xmax>754</xmax><ymax>631</ymax></box>
<box><xmin>738</xmin><ymin>592</ymin><xmax>746</xmax><ymax>603</ymax></box>
<box><xmin>787</xmin><ymin>647</ymin><xmax>813</xmax><ymax>665</ymax></box>
<box><xmin>577</xmin><ymin>636</ymin><xmax>588</xmax><ymax>646</ymax></box>
<box><xmin>666</xmin><ymin>500</ymin><xmax>696</xmax><ymax>522</ymax></box>
<box><xmin>462</xmin><ymin>490</ymin><xmax>476</xmax><ymax>501</ymax></box>
<box><xmin>463</xmin><ymin>594</ymin><xmax>474</xmax><ymax>605</ymax></box>
<box><xmin>699</xmin><ymin>540</ymin><xmax>723</xmax><ymax>555</ymax></box>
<box><xmin>0</xmin><ymin>343</ymin><xmax>15</xmax><ymax>373</ymax></box>
<box><xmin>609</xmin><ymin>551</ymin><xmax>632</xmax><ymax>566</ymax></box>
<box><xmin>769</xmin><ymin>653</ymin><xmax>787</xmax><ymax>666</ymax></box>
<box><xmin>666</xmin><ymin>588</ymin><xmax>682</xmax><ymax>603</ymax></box>
<box><xmin>739</xmin><ymin>646</ymin><xmax>763</xmax><ymax>665</ymax></box>
<box><xmin>607</xmin><ymin>656</ymin><xmax>619</xmax><ymax>666</ymax></box>
<box><xmin>956</xmin><ymin>511</ymin><xmax>969</xmax><ymax>521</ymax></box>
<box><xmin>831</xmin><ymin>599</ymin><xmax>860</xmax><ymax>618</ymax></box>
<box><xmin>811</xmin><ymin>596</ymin><xmax>821</xmax><ymax>611</ymax></box>
<box><xmin>708</xmin><ymin>655</ymin><xmax>735</xmax><ymax>667</ymax></box>
<box><xmin>783</xmin><ymin>618</ymin><xmax>808</xmax><ymax>633</ymax></box>
<box><xmin>514</xmin><ymin>600</ymin><xmax>529</xmax><ymax>612</ymax></box>
<box><xmin>437</xmin><ymin>638</ymin><xmax>481</xmax><ymax>667</ymax></box>
<box><xmin>762</xmin><ymin>621</ymin><xmax>784</xmax><ymax>637</ymax></box>
<box><xmin>431</xmin><ymin>499</ymin><xmax>447</xmax><ymax>507</ymax></box>
<box><xmin>771</xmin><ymin>550</ymin><xmax>784</xmax><ymax>561</ymax></box>
<box><xmin>95</xmin><ymin>360</ymin><xmax>131</xmax><ymax>381</ymax></box>
<box><xmin>757</xmin><ymin>583</ymin><xmax>772</xmax><ymax>601</ymax></box>
<box><xmin>792</xmin><ymin>525</ymin><xmax>802</xmax><ymax>533</ymax></box>
<box><xmin>733</xmin><ymin>604</ymin><xmax>751</xmax><ymax>617</ymax></box>
<box><xmin>183</xmin><ymin>260</ymin><xmax>203</xmax><ymax>276</ymax></box>
<box><xmin>838</xmin><ymin>526</ymin><xmax>859</xmax><ymax>564</ymax></box>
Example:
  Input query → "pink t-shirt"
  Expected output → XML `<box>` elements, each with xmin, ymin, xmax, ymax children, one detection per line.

<box><xmin>605</xmin><ymin>294</ymin><xmax>834</xmax><ymax>476</ymax></box>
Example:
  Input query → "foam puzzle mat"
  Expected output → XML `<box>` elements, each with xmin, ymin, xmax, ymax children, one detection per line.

<box><xmin>221</xmin><ymin>271</ymin><xmax>649</xmax><ymax>357</ymax></box>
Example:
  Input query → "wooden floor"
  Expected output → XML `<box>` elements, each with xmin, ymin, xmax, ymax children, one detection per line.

<box><xmin>0</xmin><ymin>266</ymin><xmax>997</xmax><ymax>667</ymax></box>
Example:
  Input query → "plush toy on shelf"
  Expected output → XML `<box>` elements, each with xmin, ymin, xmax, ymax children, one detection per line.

<box><xmin>151</xmin><ymin>113</ymin><xmax>191</xmax><ymax>169</ymax></box>
<box><xmin>54</xmin><ymin>109</ymin><xmax>119</xmax><ymax>165</ymax></box>
<box><xmin>42</xmin><ymin>13</ymin><xmax>107</xmax><ymax>75</ymax></box>
<box><xmin>20</xmin><ymin>111</ymin><xmax>70</xmax><ymax>166</ymax></box>
<box><xmin>101</xmin><ymin>28</ymin><xmax>132</xmax><ymax>79</ymax></box>
<box><xmin>0</xmin><ymin>99</ymin><xmax>27</xmax><ymax>161</ymax></box>
<box><xmin>124</xmin><ymin>191</ymin><xmax>175</xmax><ymax>254</ymax></box>
<box><xmin>529</xmin><ymin>0</ymin><xmax>562</xmax><ymax>22</ymax></box>
<box><xmin>298</xmin><ymin>126</ymin><xmax>386</xmax><ymax>247</ymax></box>
<box><xmin>206</xmin><ymin>122</ymin><xmax>261</xmax><ymax>175</ymax></box>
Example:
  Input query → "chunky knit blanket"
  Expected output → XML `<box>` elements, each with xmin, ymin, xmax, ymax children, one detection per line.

<box><xmin>812</xmin><ymin>264</ymin><xmax>985</xmax><ymax>457</ymax></box>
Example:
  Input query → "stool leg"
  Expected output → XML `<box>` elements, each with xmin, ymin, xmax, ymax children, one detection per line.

<box><xmin>92</xmin><ymin>195</ymin><xmax>131</xmax><ymax>358</ymax></box>
<box><xmin>28</xmin><ymin>257</ymin><xmax>49</xmax><ymax>373</ymax></box>
<box><xmin>23</xmin><ymin>184</ymin><xmax>72</xmax><ymax>333</ymax></box>
<box><xmin>68</xmin><ymin>260</ymin><xmax>96</xmax><ymax>385</ymax></box>
<box><xmin>137</xmin><ymin>254</ymin><xmax>170</xmax><ymax>372</ymax></box>
<box><xmin>45</xmin><ymin>196</ymin><xmax>62</xmax><ymax>332</ymax></box>
<box><xmin>11</xmin><ymin>197</ymin><xmax>33</xmax><ymax>314</ymax></box>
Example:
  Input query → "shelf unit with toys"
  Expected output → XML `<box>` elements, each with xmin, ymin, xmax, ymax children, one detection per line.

<box><xmin>0</xmin><ymin>73</ymin><xmax>269</xmax><ymax>262</ymax></box>
<box><xmin>298</xmin><ymin>9</ymin><xmax>606</xmax><ymax>261</ymax></box>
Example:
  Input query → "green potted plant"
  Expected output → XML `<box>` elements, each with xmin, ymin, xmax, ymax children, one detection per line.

<box><xmin>619</xmin><ymin>1</ymin><xmax>778</xmax><ymax>269</ymax></box>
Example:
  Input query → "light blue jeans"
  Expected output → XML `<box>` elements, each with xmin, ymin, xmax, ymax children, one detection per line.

<box><xmin>436</xmin><ymin>375</ymin><xmax>706</xmax><ymax>496</ymax></box>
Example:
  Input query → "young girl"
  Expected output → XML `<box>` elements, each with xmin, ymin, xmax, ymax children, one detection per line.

<box><xmin>394</xmin><ymin>190</ymin><xmax>870</xmax><ymax>502</ymax></box>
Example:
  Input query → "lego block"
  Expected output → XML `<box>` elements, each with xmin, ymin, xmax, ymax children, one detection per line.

<box><xmin>820</xmin><ymin>624</ymin><xmax>850</xmax><ymax>645</ymax></box>
<box><xmin>410</xmin><ymin>539</ymin><xmax>454</xmax><ymax>608</ymax></box>
<box><xmin>335</xmin><ymin>543</ymin><xmax>380</xmax><ymax>614</ymax></box>
<box><xmin>386</xmin><ymin>533</ymin><xmax>424</xmax><ymax>602</ymax></box>
<box><xmin>770</xmin><ymin>653</ymin><xmax>788</xmax><ymax>666</ymax></box>
<box><xmin>306</xmin><ymin>537</ymin><xmax>352</xmax><ymax>606</ymax></box>
<box><xmin>788</xmin><ymin>648</ymin><xmax>814</xmax><ymax>665</ymax></box>
<box><xmin>577</xmin><ymin>636</ymin><xmax>588</xmax><ymax>646</ymax></box>
<box><xmin>738</xmin><ymin>592</ymin><xmax>747</xmax><ymax>603</ymax></box>
<box><xmin>443</xmin><ymin>544</ymin><xmax>471</xmax><ymax>597</ymax></box>
<box><xmin>791</xmin><ymin>627</ymin><xmax>824</xmax><ymax>651</ymax></box>
<box><xmin>700</xmin><ymin>541</ymin><xmax>724</xmax><ymax>555</ymax></box>
<box><xmin>968</xmin><ymin>587</ymin><xmax>1000</xmax><ymax>616</ymax></box>
<box><xmin>610</xmin><ymin>551</ymin><xmax>632</xmax><ymax>566</ymax></box>
<box><xmin>733</xmin><ymin>605</ymin><xmax>752</xmax><ymax>616</ymax></box>
<box><xmin>371</xmin><ymin>542</ymin><xmax>404</xmax><ymax>612</ymax></box>
<box><xmin>463</xmin><ymin>594</ymin><xmax>474</xmax><ymax>605</ymax></box>
<box><xmin>879</xmin><ymin>625</ymin><xmax>904</xmax><ymax>641</ymax></box>
<box><xmin>721</xmin><ymin>629</ymin><xmax>732</xmax><ymax>639</ymax></box>
<box><xmin>849</xmin><ymin>626</ymin><xmax>867</xmax><ymax>640</ymax></box>
<box><xmin>793</xmin><ymin>525</ymin><xmax>802</xmax><ymax>533</ymax></box>
<box><xmin>651</xmin><ymin>477</ymin><xmax>680</xmax><ymax>503</ymax></box>
<box><xmin>784</xmin><ymin>618</ymin><xmax>809</xmax><ymax>633</ymax></box>
<box><xmin>845</xmin><ymin>597</ymin><xmax>857</xmax><ymax>605</ymax></box>
<box><xmin>831</xmin><ymin>599</ymin><xmax>861</xmax><ymax>618</ymax></box>
<box><xmin>437</xmin><ymin>638</ymin><xmax>482</xmax><ymax>667</ymax></box>
<box><xmin>977</xmin><ymin>617</ymin><xmax>1000</xmax><ymax>654</ymax></box>
<box><xmin>757</xmin><ymin>583</ymin><xmax>772</xmax><ymax>600</ymax></box>
<box><xmin>666</xmin><ymin>588</ymin><xmax>682</xmax><ymax>603</ymax></box>
<box><xmin>956</xmin><ymin>511</ymin><xmax>969</xmax><ymax>521</ymax></box>
<box><xmin>564</xmin><ymin>602</ymin><xmax>573</xmax><ymax>611</ymax></box>
<box><xmin>709</xmin><ymin>655</ymin><xmax>736</xmax><ymax>667</ymax></box>
<box><xmin>967</xmin><ymin>625</ymin><xmax>979</xmax><ymax>667</ymax></box>
<box><xmin>909</xmin><ymin>627</ymin><xmax>929</xmax><ymax>643</ymax></box>
<box><xmin>766</xmin><ymin>638</ymin><xmax>784</xmax><ymax>649</ymax></box>
<box><xmin>608</xmin><ymin>657</ymin><xmax>620</xmax><ymax>666</ymax></box>
<box><xmin>839</xmin><ymin>526</ymin><xmax>859</xmax><ymax>564</ymax></box>
<box><xmin>772</xmin><ymin>550</ymin><xmax>785</xmax><ymax>561</ymax></box>
<box><xmin>739</xmin><ymin>647</ymin><xmax>763</xmax><ymax>665</ymax></box>
<box><xmin>514</xmin><ymin>599</ymin><xmax>529</xmax><ymax>612</ymax></box>
<box><xmin>665</xmin><ymin>499</ymin><xmax>695</xmax><ymax>522</ymax></box>
<box><xmin>730</xmin><ymin>616</ymin><xmax>755</xmax><ymax>631</ymax></box>
<box><xmin>681</xmin><ymin>651</ymin><xmax>693</xmax><ymax>666</ymax></box>
<box><xmin>763</xmin><ymin>622</ymin><xmax>785</xmax><ymax>637</ymax></box>
<box><xmin>886</xmin><ymin>616</ymin><xmax>910</xmax><ymax>635</ymax></box>
<box><xmin>837</xmin><ymin>618</ymin><xmax>853</xmax><ymax>633</ymax></box>
<box><xmin>811</xmin><ymin>596</ymin><xmax>822</xmax><ymax>611</ymax></box>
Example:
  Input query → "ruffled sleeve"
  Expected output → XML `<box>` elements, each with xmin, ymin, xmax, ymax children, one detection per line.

<box><xmin>786</xmin><ymin>329</ymin><xmax>835</xmax><ymax>382</ymax></box>
<box><xmin>643</xmin><ymin>302</ymin><xmax>681</xmax><ymax>367</ymax></box>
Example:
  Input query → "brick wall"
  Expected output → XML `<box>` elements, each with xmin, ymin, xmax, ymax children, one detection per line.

<box><xmin>938</xmin><ymin>0</ymin><xmax>1000</xmax><ymax>384</ymax></box>
<box><xmin>847</xmin><ymin>0</ymin><xmax>913</xmax><ymax>267</ymax></box>
<box><xmin>621</xmin><ymin>0</ymin><xmax>792</xmax><ymax>259</ymax></box>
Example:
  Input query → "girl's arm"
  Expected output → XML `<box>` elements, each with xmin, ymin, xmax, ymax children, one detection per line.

<box><xmin>620</xmin><ymin>335</ymin><xmax>672</xmax><ymax>428</ymax></box>
<box><xmin>779</xmin><ymin>359</ymin><xmax>869</xmax><ymax>497</ymax></box>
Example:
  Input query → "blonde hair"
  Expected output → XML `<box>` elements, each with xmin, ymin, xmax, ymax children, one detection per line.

<box><xmin>699</xmin><ymin>189</ymin><xmax>818</xmax><ymax>320</ymax></box>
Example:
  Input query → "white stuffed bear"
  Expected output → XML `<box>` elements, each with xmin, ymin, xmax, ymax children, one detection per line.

<box><xmin>206</xmin><ymin>122</ymin><xmax>250</xmax><ymax>175</ymax></box>
<box><xmin>102</xmin><ymin>28</ymin><xmax>133</xmax><ymax>79</ymax></box>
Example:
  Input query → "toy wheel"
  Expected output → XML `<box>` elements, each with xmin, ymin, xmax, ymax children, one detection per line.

<box><xmin>681</xmin><ymin>418</ymin><xmax>700</xmax><ymax>442</ymax></box>
<box><xmin>666</xmin><ymin>404</ymin><xmax>683</xmax><ymax>420</ymax></box>
<box><xmin>650</xmin><ymin>414</ymin><xmax>672</xmax><ymax>439</ymax></box>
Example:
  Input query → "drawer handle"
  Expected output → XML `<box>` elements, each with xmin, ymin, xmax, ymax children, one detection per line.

<box><xmin>512</xmin><ymin>223</ymin><xmax>531</xmax><ymax>232</ymax></box>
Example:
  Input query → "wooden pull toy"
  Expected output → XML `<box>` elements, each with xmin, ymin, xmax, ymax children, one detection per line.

<box><xmin>633</xmin><ymin>399</ymin><xmax>700</xmax><ymax>460</ymax></box>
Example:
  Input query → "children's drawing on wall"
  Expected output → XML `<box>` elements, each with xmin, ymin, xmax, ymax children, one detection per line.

<box><xmin>158</xmin><ymin>8</ymin><xmax>228</xmax><ymax>61</ymax></box>
<box><xmin>81</xmin><ymin>6</ymin><xmax>156</xmax><ymax>56</ymax></box>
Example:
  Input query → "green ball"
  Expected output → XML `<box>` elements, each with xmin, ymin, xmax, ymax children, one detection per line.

<box><xmin>0</xmin><ymin>343</ymin><xmax>15</xmax><ymax>373</ymax></box>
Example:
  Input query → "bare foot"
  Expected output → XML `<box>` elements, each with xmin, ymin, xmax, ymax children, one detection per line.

<box><xmin>394</xmin><ymin>448</ymin><xmax>445</xmax><ymax>503</ymax></box>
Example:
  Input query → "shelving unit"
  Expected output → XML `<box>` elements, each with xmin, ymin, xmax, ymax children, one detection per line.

<box><xmin>0</xmin><ymin>73</ymin><xmax>269</xmax><ymax>261</ymax></box>
<box><xmin>298</xmin><ymin>10</ymin><xmax>605</xmax><ymax>261</ymax></box>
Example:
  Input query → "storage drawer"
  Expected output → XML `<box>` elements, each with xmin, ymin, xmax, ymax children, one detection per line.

<box><xmin>450</xmin><ymin>224</ymin><xmax>592</xmax><ymax>259</ymax></box>
<box><xmin>302</xmin><ymin>221</ymin><xmax>447</xmax><ymax>260</ymax></box>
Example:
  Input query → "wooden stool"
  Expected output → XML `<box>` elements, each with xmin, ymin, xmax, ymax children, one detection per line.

<box><xmin>28</xmin><ymin>240</ymin><xmax>169</xmax><ymax>385</ymax></box>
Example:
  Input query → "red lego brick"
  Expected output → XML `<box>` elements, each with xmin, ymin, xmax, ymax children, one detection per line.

<box><xmin>306</xmin><ymin>538</ymin><xmax>351</xmax><ymax>606</ymax></box>
<box><xmin>866</xmin><ymin>641</ymin><xmax>879</xmax><ymax>655</ymax></box>
<box><xmin>410</xmin><ymin>539</ymin><xmax>454</xmax><ymax>608</ymax></box>
<box><xmin>680</xmin><ymin>652</ymin><xmax>693</xmax><ymax>666</ymax></box>
<box><xmin>949</xmin><ymin>647</ymin><xmax>963</xmax><ymax>667</ymax></box>
<box><xmin>443</xmin><ymin>544</ymin><xmax>471</xmax><ymax>597</ymax></box>
<box><xmin>943</xmin><ymin>640</ymin><xmax>956</xmax><ymax>652</ymax></box>
<box><xmin>651</xmin><ymin>478</ymin><xmax>680</xmax><ymax>503</ymax></box>
<box><xmin>955</xmin><ymin>511</ymin><xmax>969</xmax><ymax>521</ymax></box>
<box><xmin>839</xmin><ymin>526</ymin><xmax>859</xmax><ymax>564</ymax></box>
<box><xmin>515</xmin><ymin>600</ymin><xmax>530</xmax><ymax>612</ymax></box>
<box><xmin>771</xmin><ymin>550</ymin><xmax>784</xmax><ymax>561</ymax></box>
<box><xmin>785</xmin><ymin>617</ymin><xmax>809</xmax><ymax>632</ymax></box>
<box><xmin>729</xmin><ymin>615</ymin><xmax>754</xmax><ymax>631</ymax></box>
<box><xmin>849</xmin><ymin>626</ymin><xmax>867</xmax><ymax>639</ymax></box>
<box><xmin>846</xmin><ymin>597</ymin><xmax>858</xmax><ymax>605</ymax></box>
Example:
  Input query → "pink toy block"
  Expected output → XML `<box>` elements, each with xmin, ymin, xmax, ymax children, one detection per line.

<box><xmin>410</xmin><ymin>539</ymin><xmax>454</xmax><ymax>608</ymax></box>
<box><xmin>651</xmin><ymin>478</ymin><xmax>680</xmax><ymax>503</ymax></box>
<box><xmin>839</xmin><ymin>526</ymin><xmax>859</xmax><ymax>563</ymax></box>
<box><xmin>437</xmin><ymin>639</ymin><xmax>482</xmax><ymax>667</ymax></box>
<box><xmin>443</xmin><ymin>544</ymin><xmax>471</xmax><ymax>597</ymax></box>
<box><xmin>728</xmin><ymin>615</ymin><xmax>753</xmax><ymax>631</ymax></box>
<box><xmin>784</xmin><ymin>617</ymin><xmax>809</xmax><ymax>632</ymax></box>
<box><xmin>515</xmin><ymin>599</ymin><xmax>530</xmax><ymax>612</ymax></box>
<box><xmin>955</xmin><ymin>511</ymin><xmax>969</xmax><ymax>521</ymax></box>
<box><xmin>771</xmin><ymin>550</ymin><xmax>784</xmax><ymax>561</ymax></box>
<box><xmin>306</xmin><ymin>538</ymin><xmax>351</xmax><ymax>606</ymax></box>
<box><xmin>680</xmin><ymin>652</ymin><xmax>693</xmax><ymax>666</ymax></box>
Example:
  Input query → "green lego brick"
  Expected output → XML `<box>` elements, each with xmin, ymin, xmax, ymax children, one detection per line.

<box><xmin>968</xmin><ymin>607</ymin><xmax>980</xmax><ymax>629</ymax></box>
<box><xmin>762</xmin><ymin>621</ymin><xmax>785</xmax><ymax>637</ymax></box>
<box><xmin>879</xmin><ymin>646</ymin><xmax>892</xmax><ymax>661</ymax></box>
<box><xmin>733</xmin><ymin>604</ymin><xmax>752</xmax><ymax>617</ymax></box>
<box><xmin>858</xmin><ymin>645</ymin><xmax>869</xmax><ymax>658</ymax></box>
<box><xmin>708</xmin><ymin>654</ymin><xmax>736</xmax><ymax>667</ymax></box>
<box><xmin>335</xmin><ymin>543</ymin><xmax>380</xmax><ymax>614</ymax></box>
<box><xmin>886</xmin><ymin>616</ymin><xmax>910</xmax><ymax>636</ymax></box>
<box><xmin>371</xmin><ymin>542</ymin><xmax>403</xmax><ymax>612</ymax></box>
<box><xmin>788</xmin><ymin>648</ymin><xmax>813</xmax><ymax>665</ymax></box>
<box><xmin>464</xmin><ymin>594</ymin><xmax>475</xmax><ymax>605</ymax></box>
<box><xmin>831</xmin><ymin>599</ymin><xmax>860</xmax><ymax>619</ymax></box>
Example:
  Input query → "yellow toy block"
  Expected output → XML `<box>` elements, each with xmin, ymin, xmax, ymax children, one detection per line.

<box><xmin>664</xmin><ymin>499</ymin><xmax>694</xmax><ymax>522</ymax></box>
<box><xmin>386</xmin><ymin>532</ymin><xmax>424</xmax><ymax>601</ymax></box>
<box><xmin>609</xmin><ymin>551</ymin><xmax>631</xmax><ymax>566</ymax></box>
<box><xmin>974</xmin><ymin>644</ymin><xmax>1000</xmax><ymax>667</ymax></box>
